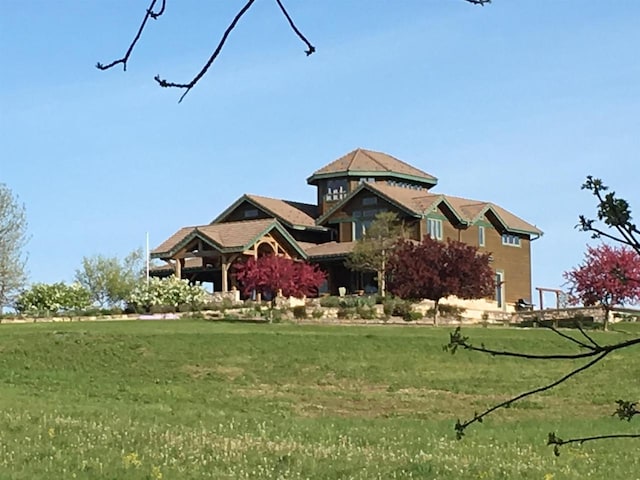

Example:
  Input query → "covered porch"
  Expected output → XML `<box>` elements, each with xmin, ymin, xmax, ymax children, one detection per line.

<box><xmin>150</xmin><ymin>219</ymin><xmax>309</xmax><ymax>295</ymax></box>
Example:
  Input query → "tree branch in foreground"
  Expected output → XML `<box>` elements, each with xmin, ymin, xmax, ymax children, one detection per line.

<box><xmin>444</xmin><ymin>326</ymin><xmax>639</xmax><ymax>454</ymax></box>
<box><xmin>274</xmin><ymin>0</ymin><xmax>315</xmax><ymax>56</ymax></box>
<box><xmin>98</xmin><ymin>0</ymin><xmax>491</xmax><ymax>101</ymax></box>
<box><xmin>96</xmin><ymin>0</ymin><xmax>166</xmax><ymax>72</ymax></box>
<box><xmin>579</xmin><ymin>176</ymin><xmax>640</xmax><ymax>255</ymax></box>
<box><xmin>154</xmin><ymin>0</ymin><xmax>257</xmax><ymax>103</ymax></box>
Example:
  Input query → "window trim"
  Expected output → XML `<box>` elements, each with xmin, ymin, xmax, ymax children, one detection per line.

<box><xmin>501</xmin><ymin>233</ymin><xmax>521</xmax><ymax>247</ymax></box>
<box><xmin>426</xmin><ymin>218</ymin><xmax>443</xmax><ymax>240</ymax></box>
<box><xmin>478</xmin><ymin>226</ymin><xmax>485</xmax><ymax>247</ymax></box>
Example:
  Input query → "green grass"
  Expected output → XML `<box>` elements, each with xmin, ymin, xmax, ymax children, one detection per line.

<box><xmin>0</xmin><ymin>320</ymin><xmax>638</xmax><ymax>479</ymax></box>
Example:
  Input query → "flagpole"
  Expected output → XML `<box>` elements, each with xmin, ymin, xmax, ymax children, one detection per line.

<box><xmin>146</xmin><ymin>232</ymin><xmax>150</xmax><ymax>285</ymax></box>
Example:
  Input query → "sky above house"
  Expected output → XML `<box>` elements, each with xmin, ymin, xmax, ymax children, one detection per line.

<box><xmin>1</xmin><ymin>1</ymin><xmax>638</xmax><ymax>306</ymax></box>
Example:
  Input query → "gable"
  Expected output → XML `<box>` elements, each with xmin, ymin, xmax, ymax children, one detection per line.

<box><xmin>150</xmin><ymin>219</ymin><xmax>309</xmax><ymax>260</ymax></box>
<box><xmin>212</xmin><ymin>194</ymin><xmax>319</xmax><ymax>228</ymax></box>
<box><xmin>214</xmin><ymin>199</ymin><xmax>272</xmax><ymax>224</ymax></box>
<box><xmin>318</xmin><ymin>183</ymin><xmax>421</xmax><ymax>226</ymax></box>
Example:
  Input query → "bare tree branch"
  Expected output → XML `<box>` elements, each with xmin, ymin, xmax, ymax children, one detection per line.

<box><xmin>454</xmin><ymin>350</ymin><xmax>611</xmax><ymax>440</ymax></box>
<box><xmin>98</xmin><ymin>0</ymin><xmax>493</xmax><ymax>101</ymax></box>
<box><xmin>576</xmin><ymin>322</ymin><xmax>600</xmax><ymax>349</ymax></box>
<box><xmin>547</xmin><ymin>432</ymin><xmax>640</xmax><ymax>457</ymax></box>
<box><xmin>154</xmin><ymin>0</ymin><xmax>256</xmax><ymax>103</ymax></box>
<box><xmin>540</xmin><ymin>322</ymin><xmax>599</xmax><ymax>350</ymax></box>
<box><xmin>96</xmin><ymin>0</ymin><xmax>166</xmax><ymax>72</ymax></box>
<box><xmin>274</xmin><ymin>0</ymin><xmax>315</xmax><ymax>56</ymax></box>
<box><xmin>446</xmin><ymin>326</ymin><xmax>639</xmax><ymax>453</ymax></box>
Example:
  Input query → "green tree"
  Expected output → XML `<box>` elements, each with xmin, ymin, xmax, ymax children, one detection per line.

<box><xmin>346</xmin><ymin>211</ymin><xmax>404</xmax><ymax>297</ymax></box>
<box><xmin>0</xmin><ymin>184</ymin><xmax>28</xmax><ymax>314</ymax></box>
<box><xmin>75</xmin><ymin>249</ymin><xmax>144</xmax><ymax>308</ymax></box>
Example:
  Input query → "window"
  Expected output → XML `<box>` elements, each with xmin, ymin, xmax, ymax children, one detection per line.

<box><xmin>426</xmin><ymin>218</ymin><xmax>443</xmax><ymax>240</ymax></box>
<box><xmin>325</xmin><ymin>179</ymin><xmax>348</xmax><ymax>201</ymax></box>
<box><xmin>359</xmin><ymin>177</ymin><xmax>376</xmax><ymax>184</ymax></box>
<box><xmin>478</xmin><ymin>226</ymin><xmax>485</xmax><ymax>247</ymax></box>
<box><xmin>353</xmin><ymin>219</ymin><xmax>372</xmax><ymax>240</ymax></box>
<box><xmin>501</xmin><ymin>233</ymin><xmax>521</xmax><ymax>246</ymax></box>
<box><xmin>244</xmin><ymin>209</ymin><xmax>259</xmax><ymax>218</ymax></box>
<box><xmin>362</xmin><ymin>196</ymin><xmax>378</xmax><ymax>206</ymax></box>
<box><xmin>351</xmin><ymin>208</ymin><xmax>388</xmax><ymax>239</ymax></box>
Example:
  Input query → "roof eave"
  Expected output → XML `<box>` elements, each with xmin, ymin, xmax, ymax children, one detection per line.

<box><xmin>307</xmin><ymin>171</ymin><xmax>438</xmax><ymax>187</ymax></box>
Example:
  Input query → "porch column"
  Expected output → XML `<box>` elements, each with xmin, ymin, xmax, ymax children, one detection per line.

<box><xmin>221</xmin><ymin>256</ymin><xmax>229</xmax><ymax>292</ymax></box>
<box><xmin>174</xmin><ymin>258</ymin><xmax>184</xmax><ymax>279</ymax></box>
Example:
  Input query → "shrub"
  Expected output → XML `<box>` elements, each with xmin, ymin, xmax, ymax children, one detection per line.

<box><xmin>437</xmin><ymin>304</ymin><xmax>466</xmax><ymax>320</ymax></box>
<box><xmin>337</xmin><ymin>307</ymin><xmax>357</xmax><ymax>319</ymax></box>
<box><xmin>311</xmin><ymin>309</ymin><xmax>324</xmax><ymax>319</ymax></box>
<box><xmin>356</xmin><ymin>305</ymin><xmax>376</xmax><ymax>320</ymax></box>
<box><xmin>339</xmin><ymin>296</ymin><xmax>377</xmax><ymax>309</ymax></box>
<box><xmin>403</xmin><ymin>311</ymin><xmax>423</xmax><ymax>322</ymax></box>
<box><xmin>319</xmin><ymin>296</ymin><xmax>341</xmax><ymax>308</ymax></box>
<box><xmin>127</xmin><ymin>276</ymin><xmax>207</xmax><ymax>313</ymax></box>
<box><xmin>383</xmin><ymin>297</ymin><xmax>413</xmax><ymax>318</ymax></box>
<box><xmin>292</xmin><ymin>305</ymin><xmax>307</xmax><ymax>319</ymax></box>
<box><xmin>15</xmin><ymin>282</ymin><xmax>92</xmax><ymax>315</ymax></box>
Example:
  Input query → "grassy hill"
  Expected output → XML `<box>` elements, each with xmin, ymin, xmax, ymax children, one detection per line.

<box><xmin>0</xmin><ymin>320</ymin><xmax>637</xmax><ymax>479</ymax></box>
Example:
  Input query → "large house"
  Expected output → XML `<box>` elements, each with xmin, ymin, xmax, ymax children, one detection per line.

<box><xmin>151</xmin><ymin>149</ymin><xmax>542</xmax><ymax>306</ymax></box>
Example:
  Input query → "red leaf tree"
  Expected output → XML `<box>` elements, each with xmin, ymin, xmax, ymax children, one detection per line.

<box><xmin>563</xmin><ymin>244</ymin><xmax>640</xmax><ymax>330</ymax></box>
<box><xmin>388</xmin><ymin>236</ymin><xmax>494</xmax><ymax>324</ymax></box>
<box><xmin>234</xmin><ymin>255</ymin><xmax>326</xmax><ymax>301</ymax></box>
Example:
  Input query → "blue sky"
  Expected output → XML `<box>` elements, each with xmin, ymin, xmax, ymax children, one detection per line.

<box><xmin>1</xmin><ymin>1</ymin><xmax>638</xmax><ymax>306</ymax></box>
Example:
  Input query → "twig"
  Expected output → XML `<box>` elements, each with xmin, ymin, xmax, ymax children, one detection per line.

<box><xmin>274</xmin><ymin>0</ymin><xmax>315</xmax><ymax>55</ymax></box>
<box><xmin>154</xmin><ymin>0</ymin><xmax>257</xmax><ymax>103</ymax></box>
<box><xmin>454</xmin><ymin>351</ymin><xmax>610</xmax><ymax>439</ymax></box>
<box><xmin>96</xmin><ymin>0</ymin><xmax>166</xmax><ymax>72</ymax></box>
<box><xmin>547</xmin><ymin>432</ymin><xmax>640</xmax><ymax>456</ymax></box>
<box><xmin>538</xmin><ymin>322</ymin><xmax>597</xmax><ymax>351</ymax></box>
<box><xmin>576</xmin><ymin>323</ymin><xmax>600</xmax><ymax>348</ymax></box>
<box><xmin>444</xmin><ymin>327</ymin><xmax>640</xmax><ymax>360</ymax></box>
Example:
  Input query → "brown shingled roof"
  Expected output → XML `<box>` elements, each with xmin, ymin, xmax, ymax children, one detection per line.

<box><xmin>151</xmin><ymin>257</ymin><xmax>204</xmax><ymax>272</ymax></box>
<box><xmin>487</xmin><ymin>203</ymin><xmax>542</xmax><ymax>235</ymax></box>
<box><xmin>151</xmin><ymin>226</ymin><xmax>195</xmax><ymax>257</ymax></box>
<box><xmin>308</xmin><ymin>148</ymin><xmax>437</xmax><ymax>184</ymax></box>
<box><xmin>304</xmin><ymin>241</ymin><xmax>357</xmax><ymax>259</ymax></box>
<box><xmin>245</xmin><ymin>194</ymin><xmax>318</xmax><ymax>226</ymax></box>
<box><xmin>318</xmin><ymin>182</ymin><xmax>542</xmax><ymax>235</ymax></box>
<box><xmin>151</xmin><ymin>218</ymin><xmax>277</xmax><ymax>257</ymax></box>
<box><xmin>365</xmin><ymin>182</ymin><xmax>440</xmax><ymax>215</ymax></box>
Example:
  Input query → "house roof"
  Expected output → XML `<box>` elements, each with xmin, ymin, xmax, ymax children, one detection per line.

<box><xmin>211</xmin><ymin>194</ymin><xmax>321</xmax><ymax>228</ymax></box>
<box><xmin>151</xmin><ymin>218</ymin><xmax>309</xmax><ymax>259</ymax></box>
<box><xmin>307</xmin><ymin>148</ymin><xmax>438</xmax><ymax>187</ymax></box>
<box><xmin>317</xmin><ymin>182</ymin><xmax>542</xmax><ymax>236</ymax></box>
<box><xmin>303</xmin><ymin>241</ymin><xmax>357</xmax><ymax>259</ymax></box>
<box><xmin>151</xmin><ymin>257</ymin><xmax>204</xmax><ymax>272</ymax></box>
